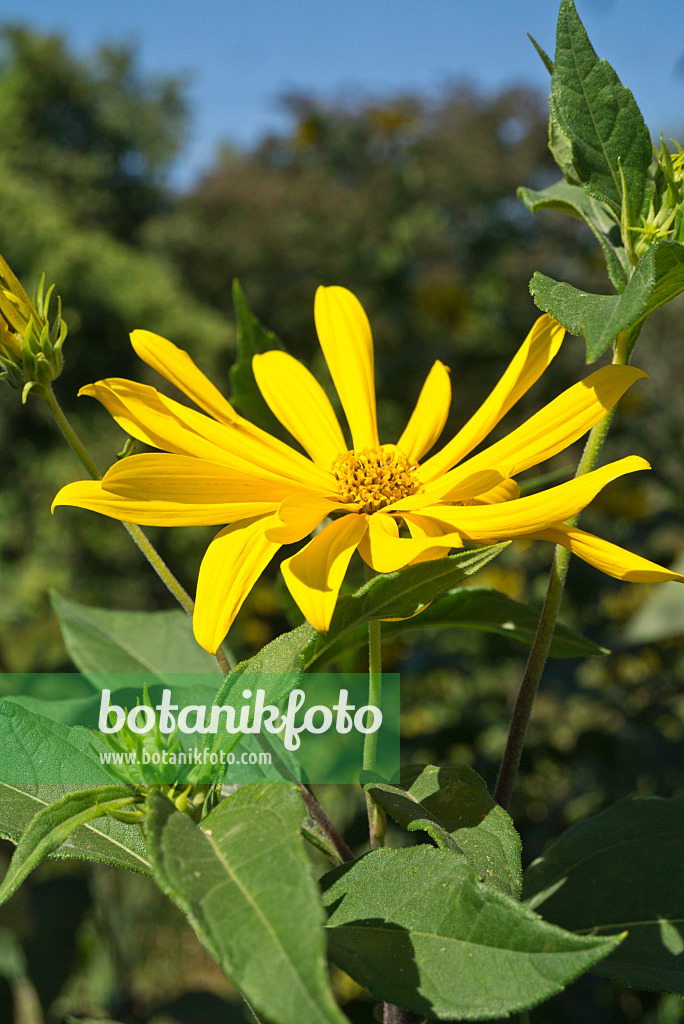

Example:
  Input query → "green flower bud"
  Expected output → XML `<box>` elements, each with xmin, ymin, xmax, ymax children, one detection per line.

<box><xmin>0</xmin><ymin>254</ymin><xmax>67</xmax><ymax>398</ymax></box>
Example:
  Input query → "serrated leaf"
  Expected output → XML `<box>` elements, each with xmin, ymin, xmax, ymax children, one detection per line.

<box><xmin>145</xmin><ymin>786</ymin><xmax>348</xmax><ymax>1024</ymax></box>
<box><xmin>0</xmin><ymin>782</ymin><xmax>150</xmax><ymax>874</ymax></box>
<box><xmin>51</xmin><ymin>592</ymin><xmax>221</xmax><ymax>686</ymax></box>
<box><xmin>529</xmin><ymin>272</ymin><xmax>615</xmax><ymax>344</ymax></box>
<box><xmin>518</xmin><ymin>179</ymin><xmax>628</xmax><ymax>290</ymax></box>
<box><xmin>531</xmin><ymin>240</ymin><xmax>684</xmax><ymax>360</ymax></box>
<box><xmin>0</xmin><ymin>702</ymin><xmax>150</xmax><ymax>874</ymax></box>
<box><xmin>550</xmin><ymin>0</ymin><xmax>652</xmax><ymax>217</ymax></box>
<box><xmin>229</xmin><ymin>280</ymin><xmax>287</xmax><ymax>435</ymax></box>
<box><xmin>366</xmin><ymin>764</ymin><xmax>522</xmax><ymax>898</ymax></box>
<box><xmin>322</xmin><ymin>846</ymin><xmax>622</xmax><ymax>1020</ymax></box>
<box><xmin>0</xmin><ymin>785</ymin><xmax>139</xmax><ymax>905</ymax></box>
<box><xmin>216</xmin><ymin>545</ymin><xmax>507</xmax><ymax>706</ymax></box>
<box><xmin>524</xmin><ymin>797</ymin><xmax>684</xmax><ymax>994</ymax></box>
<box><xmin>0</xmin><ymin>700</ymin><xmax>113</xmax><ymax>786</ymax></box>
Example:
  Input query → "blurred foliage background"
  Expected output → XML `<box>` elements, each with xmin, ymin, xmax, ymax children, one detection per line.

<box><xmin>0</xmin><ymin>23</ymin><xmax>683</xmax><ymax>1024</ymax></box>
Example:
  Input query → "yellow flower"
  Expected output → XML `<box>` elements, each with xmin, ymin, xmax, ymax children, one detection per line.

<box><xmin>53</xmin><ymin>287</ymin><xmax>682</xmax><ymax>653</ymax></box>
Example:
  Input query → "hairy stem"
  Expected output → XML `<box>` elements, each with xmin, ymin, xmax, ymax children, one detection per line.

<box><xmin>299</xmin><ymin>784</ymin><xmax>355</xmax><ymax>864</ymax></box>
<box><xmin>494</xmin><ymin>339</ymin><xmax>629</xmax><ymax>809</ymax></box>
<box><xmin>364</xmin><ymin>606</ymin><xmax>387</xmax><ymax>850</ymax></box>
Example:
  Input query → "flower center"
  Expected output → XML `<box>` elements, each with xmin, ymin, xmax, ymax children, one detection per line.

<box><xmin>332</xmin><ymin>445</ymin><xmax>418</xmax><ymax>513</ymax></box>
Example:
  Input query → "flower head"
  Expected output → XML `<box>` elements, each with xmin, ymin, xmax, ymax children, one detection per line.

<box><xmin>53</xmin><ymin>287</ymin><xmax>682</xmax><ymax>653</ymax></box>
<box><xmin>0</xmin><ymin>254</ymin><xmax>67</xmax><ymax>397</ymax></box>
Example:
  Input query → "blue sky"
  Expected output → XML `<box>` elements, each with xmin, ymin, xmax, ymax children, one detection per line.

<box><xmin>2</xmin><ymin>0</ymin><xmax>683</xmax><ymax>187</ymax></box>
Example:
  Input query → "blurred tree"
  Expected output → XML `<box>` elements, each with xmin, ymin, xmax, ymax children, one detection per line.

<box><xmin>0</xmin><ymin>25</ymin><xmax>186</xmax><ymax>238</ymax></box>
<box><xmin>0</xmin><ymin>28</ymin><xmax>230</xmax><ymax>672</ymax></box>
<box><xmin>144</xmin><ymin>85</ymin><xmax>600</xmax><ymax>439</ymax></box>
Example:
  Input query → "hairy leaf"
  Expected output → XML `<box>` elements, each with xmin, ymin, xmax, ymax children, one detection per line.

<box><xmin>0</xmin><ymin>701</ymin><xmax>150</xmax><ymax>873</ymax></box>
<box><xmin>0</xmin><ymin>782</ymin><xmax>149</xmax><ymax>874</ymax></box>
<box><xmin>146</xmin><ymin>786</ymin><xmax>348</xmax><ymax>1024</ymax></box>
<box><xmin>549</xmin><ymin>0</ymin><xmax>651</xmax><ymax>217</ymax></box>
<box><xmin>366</xmin><ymin>764</ymin><xmax>522</xmax><ymax>898</ymax></box>
<box><xmin>0</xmin><ymin>785</ymin><xmax>139</xmax><ymax>905</ymax></box>
<box><xmin>531</xmin><ymin>241</ymin><xmax>684</xmax><ymax>360</ymax></box>
<box><xmin>518</xmin><ymin>179</ymin><xmax>628</xmax><ymax>291</ymax></box>
<box><xmin>323</xmin><ymin>846</ymin><xmax>622</xmax><ymax>1020</ymax></box>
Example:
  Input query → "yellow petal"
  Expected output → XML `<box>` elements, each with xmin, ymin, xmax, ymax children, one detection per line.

<box><xmin>403</xmin><ymin>513</ymin><xmax>450</xmax><ymax>539</ymax></box>
<box><xmin>358</xmin><ymin>512</ymin><xmax>460</xmax><ymax>573</ymax></box>
<box><xmin>194</xmin><ymin>515</ymin><xmax>282</xmax><ymax>653</ymax></box>
<box><xmin>397</xmin><ymin>361</ymin><xmax>451</xmax><ymax>463</ymax></box>
<box><xmin>281</xmin><ymin>513</ymin><xmax>368</xmax><ymax>633</ymax></box>
<box><xmin>314</xmin><ymin>286</ymin><xmax>379</xmax><ymax>449</ymax></box>
<box><xmin>390</xmin><ymin>468</ymin><xmax>503</xmax><ymax>511</ymax></box>
<box><xmin>414</xmin><ymin>456</ymin><xmax>650</xmax><ymax>541</ymax></box>
<box><xmin>473</xmin><ymin>479</ymin><xmax>521</xmax><ymax>504</ymax></box>
<box><xmin>531</xmin><ymin>524</ymin><xmax>684</xmax><ymax>583</ymax></box>
<box><xmin>403</xmin><ymin>512</ymin><xmax>461</xmax><ymax>565</ymax></box>
<box><xmin>81</xmin><ymin>378</ymin><xmax>333</xmax><ymax>492</ymax></box>
<box><xmin>421</xmin><ymin>314</ymin><xmax>565</xmax><ymax>480</ymax></box>
<box><xmin>253</xmin><ymin>350</ymin><xmax>347</xmax><ymax>465</ymax></box>
<box><xmin>426</xmin><ymin>365</ymin><xmax>647</xmax><ymax>501</ymax></box>
<box><xmin>103</xmin><ymin>453</ymin><xmax>294</xmax><ymax>502</ymax></box>
<box><xmin>130</xmin><ymin>330</ymin><xmax>236</xmax><ymax>425</ymax></box>
<box><xmin>266</xmin><ymin>494</ymin><xmax>362</xmax><ymax>544</ymax></box>
<box><xmin>52</xmin><ymin>477</ymin><xmax>278</xmax><ymax>526</ymax></box>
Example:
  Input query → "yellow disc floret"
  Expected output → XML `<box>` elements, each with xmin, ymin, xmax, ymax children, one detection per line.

<box><xmin>332</xmin><ymin>444</ymin><xmax>418</xmax><ymax>513</ymax></box>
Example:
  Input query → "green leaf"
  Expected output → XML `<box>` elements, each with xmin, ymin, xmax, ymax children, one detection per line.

<box><xmin>548</xmin><ymin>120</ymin><xmax>582</xmax><ymax>187</ymax></box>
<box><xmin>145</xmin><ymin>786</ymin><xmax>348</xmax><ymax>1024</ymax></box>
<box><xmin>518</xmin><ymin>179</ymin><xmax>628</xmax><ymax>291</ymax></box>
<box><xmin>527</xmin><ymin>33</ymin><xmax>553</xmax><ymax>75</ymax></box>
<box><xmin>531</xmin><ymin>241</ymin><xmax>684</xmax><ymax>360</ymax></box>
<box><xmin>0</xmin><ymin>699</ymin><xmax>113</xmax><ymax>786</ymax></box>
<box><xmin>229</xmin><ymin>279</ymin><xmax>286</xmax><ymax>435</ymax></box>
<box><xmin>326</xmin><ymin>587</ymin><xmax>607</xmax><ymax>662</ymax></box>
<box><xmin>549</xmin><ymin>0</ymin><xmax>651</xmax><ymax>217</ymax></box>
<box><xmin>0</xmin><ymin>701</ymin><xmax>150</xmax><ymax>874</ymax></box>
<box><xmin>365</xmin><ymin>764</ymin><xmax>522</xmax><ymax>899</ymax></box>
<box><xmin>216</xmin><ymin>545</ymin><xmax>507</xmax><ymax>706</ymax></box>
<box><xmin>51</xmin><ymin>591</ymin><xmax>221</xmax><ymax>685</ymax></box>
<box><xmin>0</xmin><ymin>782</ymin><xmax>150</xmax><ymax>874</ymax></box>
<box><xmin>0</xmin><ymin>785</ymin><xmax>139</xmax><ymax>905</ymax></box>
<box><xmin>524</xmin><ymin>797</ymin><xmax>684</xmax><ymax>994</ymax></box>
<box><xmin>529</xmin><ymin>272</ymin><xmax>614</xmax><ymax>344</ymax></box>
<box><xmin>322</xmin><ymin>846</ymin><xmax>622</xmax><ymax>1020</ymax></box>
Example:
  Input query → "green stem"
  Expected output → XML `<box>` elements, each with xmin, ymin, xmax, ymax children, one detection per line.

<box><xmin>494</xmin><ymin>337</ymin><xmax>630</xmax><ymax>809</ymax></box>
<box><xmin>363</xmin><ymin>617</ymin><xmax>383</xmax><ymax>774</ymax></box>
<box><xmin>42</xmin><ymin>384</ymin><xmax>232</xmax><ymax>677</ymax></box>
<box><xmin>43</xmin><ymin>384</ymin><xmax>100</xmax><ymax>479</ymax></box>
<box><xmin>364</xmin><ymin>568</ymin><xmax>386</xmax><ymax>849</ymax></box>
